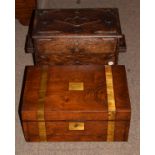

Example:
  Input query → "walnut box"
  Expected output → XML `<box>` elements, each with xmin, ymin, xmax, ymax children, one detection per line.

<box><xmin>20</xmin><ymin>65</ymin><xmax>131</xmax><ymax>142</ymax></box>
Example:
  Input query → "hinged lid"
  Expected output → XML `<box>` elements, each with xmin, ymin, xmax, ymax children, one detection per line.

<box><xmin>21</xmin><ymin>65</ymin><xmax>131</xmax><ymax>121</ymax></box>
<box><xmin>32</xmin><ymin>8</ymin><xmax>124</xmax><ymax>38</ymax></box>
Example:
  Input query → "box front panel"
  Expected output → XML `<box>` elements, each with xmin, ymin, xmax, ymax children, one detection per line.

<box><xmin>34</xmin><ymin>52</ymin><xmax>116</xmax><ymax>65</ymax></box>
<box><xmin>22</xmin><ymin>121</ymin><xmax>129</xmax><ymax>142</ymax></box>
<box><xmin>35</xmin><ymin>38</ymin><xmax>117</xmax><ymax>54</ymax></box>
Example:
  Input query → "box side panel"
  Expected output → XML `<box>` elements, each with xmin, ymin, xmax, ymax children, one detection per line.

<box><xmin>112</xmin><ymin>66</ymin><xmax>131</xmax><ymax>119</ymax></box>
<box><xmin>114</xmin><ymin>121</ymin><xmax>130</xmax><ymax>141</ymax></box>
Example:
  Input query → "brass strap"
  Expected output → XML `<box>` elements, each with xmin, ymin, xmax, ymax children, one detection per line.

<box><xmin>37</xmin><ymin>67</ymin><xmax>48</xmax><ymax>141</ymax></box>
<box><xmin>105</xmin><ymin>66</ymin><xmax>116</xmax><ymax>141</ymax></box>
<box><xmin>107</xmin><ymin>121</ymin><xmax>115</xmax><ymax>142</ymax></box>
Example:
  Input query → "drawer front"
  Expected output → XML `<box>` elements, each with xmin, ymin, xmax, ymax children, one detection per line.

<box><xmin>35</xmin><ymin>38</ymin><xmax>117</xmax><ymax>54</ymax></box>
<box><xmin>34</xmin><ymin>53</ymin><xmax>117</xmax><ymax>65</ymax></box>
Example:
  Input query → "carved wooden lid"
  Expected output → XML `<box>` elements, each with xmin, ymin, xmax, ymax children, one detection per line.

<box><xmin>32</xmin><ymin>8</ymin><xmax>124</xmax><ymax>38</ymax></box>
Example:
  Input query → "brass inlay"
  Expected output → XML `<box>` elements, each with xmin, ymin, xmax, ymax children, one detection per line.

<box><xmin>107</xmin><ymin>121</ymin><xmax>115</xmax><ymax>142</ymax></box>
<box><xmin>105</xmin><ymin>66</ymin><xmax>116</xmax><ymax>141</ymax></box>
<box><xmin>38</xmin><ymin>122</ymin><xmax>47</xmax><ymax>141</ymax></box>
<box><xmin>69</xmin><ymin>122</ymin><xmax>84</xmax><ymax>130</ymax></box>
<box><xmin>69</xmin><ymin>82</ymin><xmax>84</xmax><ymax>91</ymax></box>
<box><xmin>37</xmin><ymin>67</ymin><xmax>48</xmax><ymax>141</ymax></box>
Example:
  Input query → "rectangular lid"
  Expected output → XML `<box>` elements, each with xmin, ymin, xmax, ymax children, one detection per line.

<box><xmin>32</xmin><ymin>8</ymin><xmax>124</xmax><ymax>38</ymax></box>
<box><xmin>21</xmin><ymin>65</ymin><xmax>131</xmax><ymax>121</ymax></box>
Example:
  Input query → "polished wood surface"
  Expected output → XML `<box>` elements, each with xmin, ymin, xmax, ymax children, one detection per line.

<box><xmin>20</xmin><ymin>65</ymin><xmax>131</xmax><ymax>141</ymax></box>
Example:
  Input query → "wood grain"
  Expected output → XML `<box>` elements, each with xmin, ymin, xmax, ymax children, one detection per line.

<box><xmin>32</xmin><ymin>9</ymin><xmax>122</xmax><ymax>37</ymax></box>
<box><xmin>34</xmin><ymin>52</ymin><xmax>117</xmax><ymax>65</ymax></box>
<box><xmin>35</xmin><ymin>38</ymin><xmax>117</xmax><ymax>54</ymax></box>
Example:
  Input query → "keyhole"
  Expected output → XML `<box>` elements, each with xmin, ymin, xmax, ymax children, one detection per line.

<box><xmin>74</xmin><ymin>124</ymin><xmax>78</xmax><ymax>127</ymax></box>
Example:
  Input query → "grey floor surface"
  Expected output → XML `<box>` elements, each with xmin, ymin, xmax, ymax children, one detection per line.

<box><xmin>16</xmin><ymin>0</ymin><xmax>140</xmax><ymax>154</ymax></box>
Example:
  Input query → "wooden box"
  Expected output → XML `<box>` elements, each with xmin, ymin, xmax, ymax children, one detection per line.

<box><xmin>20</xmin><ymin>65</ymin><xmax>131</xmax><ymax>142</ymax></box>
<box><xmin>26</xmin><ymin>8</ymin><xmax>126</xmax><ymax>65</ymax></box>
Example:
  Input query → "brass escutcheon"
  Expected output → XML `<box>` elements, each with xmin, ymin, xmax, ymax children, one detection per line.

<box><xmin>69</xmin><ymin>82</ymin><xmax>84</xmax><ymax>91</ymax></box>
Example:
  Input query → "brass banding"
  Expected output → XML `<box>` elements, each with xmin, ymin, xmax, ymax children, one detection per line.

<box><xmin>37</xmin><ymin>67</ymin><xmax>48</xmax><ymax>141</ymax></box>
<box><xmin>105</xmin><ymin>66</ymin><xmax>116</xmax><ymax>141</ymax></box>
